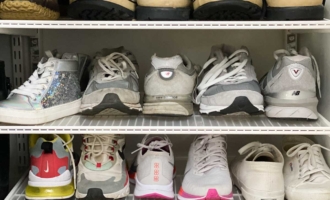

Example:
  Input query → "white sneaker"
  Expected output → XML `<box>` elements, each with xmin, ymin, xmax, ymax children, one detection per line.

<box><xmin>230</xmin><ymin>142</ymin><xmax>285</xmax><ymax>200</ymax></box>
<box><xmin>283</xmin><ymin>136</ymin><xmax>330</xmax><ymax>200</ymax></box>
<box><xmin>178</xmin><ymin>135</ymin><xmax>233</xmax><ymax>200</ymax></box>
<box><xmin>129</xmin><ymin>135</ymin><xmax>175</xmax><ymax>199</ymax></box>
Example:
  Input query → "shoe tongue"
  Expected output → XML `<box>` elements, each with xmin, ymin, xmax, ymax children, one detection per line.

<box><xmin>252</xmin><ymin>152</ymin><xmax>275</xmax><ymax>161</ymax></box>
<box><xmin>151</xmin><ymin>54</ymin><xmax>183</xmax><ymax>70</ymax></box>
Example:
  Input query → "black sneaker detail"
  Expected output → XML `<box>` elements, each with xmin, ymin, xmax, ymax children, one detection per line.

<box><xmin>81</xmin><ymin>93</ymin><xmax>140</xmax><ymax>115</ymax></box>
<box><xmin>68</xmin><ymin>0</ymin><xmax>134</xmax><ymax>20</ymax></box>
<box><xmin>136</xmin><ymin>6</ymin><xmax>190</xmax><ymax>21</ymax></box>
<box><xmin>118</xmin><ymin>144</ymin><xmax>125</xmax><ymax>160</ymax></box>
<box><xmin>194</xmin><ymin>0</ymin><xmax>262</xmax><ymax>20</ymax></box>
<box><xmin>77</xmin><ymin>188</ymin><xmax>113</xmax><ymax>200</ymax></box>
<box><xmin>266</xmin><ymin>5</ymin><xmax>324</xmax><ymax>20</ymax></box>
<box><xmin>206</xmin><ymin>96</ymin><xmax>263</xmax><ymax>115</ymax></box>
<box><xmin>41</xmin><ymin>142</ymin><xmax>53</xmax><ymax>154</ymax></box>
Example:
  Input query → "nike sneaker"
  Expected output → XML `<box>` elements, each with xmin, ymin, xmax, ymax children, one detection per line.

<box><xmin>178</xmin><ymin>135</ymin><xmax>233</xmax><ymax>200</ymax></box>
<box><xmin>25</xmin><ymin>134</ymin><xmax>75</xmax><ymax>200</ymax></box>
<box><xmin>230</xmin><ymin>141</ymin><xmax>284</xmax><ymax>200</ymax></box>
<box><xmin>76</xmin><ymin>134</ymin><xmax>129</xmax><ymax>199</ymax></box>
<box><xmin>283</xmin><ymin>136</ymin><xmax>330</xmax><ymax>200</ymax></box>
<box><xmin>193</xmin><ymin>44</ymin><xmax>264</xmax><ymax>115</ymax></box>
<box><xmin>129</xmin><ymin>135</ymin><xmax>175</xmax><ymax>199</ymax></box>
<box><xmin>260</xmin><ymin>48</ymin><xmax>321</xmax><ymax>119</ymax></box>
<box><xmin>143</xmin><ymin>54</ymin><xmax>197</xmax><ymax>116</ymax></box>
<box><xmin>0</xmin><ymin>0</ymin><xmax>60</xmax><ymax>19</ymax></box>
<box><xmin>0</xmin><ymin>50</ymin><xmax>89</xmax><ymax>125</ymax></box>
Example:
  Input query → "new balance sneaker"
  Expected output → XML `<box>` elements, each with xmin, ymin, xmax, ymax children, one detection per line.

<box><xmin>178</xmin><ymin>135</ymin><xmax>233</xmax><ymax>200</ymax></box>
<box><xmin>129</xmin><ymin>135</ymin><xmax>175</xmax><ymax>199</ymax></box>
<box><xmin>76</xmin><ymin>134</ymin><xmax>129</xmax><ymax>199</ymax></box>
<box><xmin>80</xmin><ymin>47</ymin><xmax>141</xmax><ymax>115</ymax></box>
<box><xmin>143</xmin><ymin>54</ymin><xmax>197</xmax><ymax>116</ymax></box>
<box><xmin>193</xmin><ymin>45</ymin><xmax>264</xmax><ymax>115</ymax></box>
<box><xmin>260</xmin><ymin>48</ymin><xmax>321</xmax><ymax>119</ymax></box>
<box><xmin>25</xmin><ymin>134</ymin><xmax>75</xmax><ymax>199</ymax></box>
<box><xmin>0</xmin><ymin>0</ymin><xmax>60</xmax><ymax>19</ymax></box>
<box><xmin>266</xmin><ymin>0</ymin><xmax>324</xmax><ymax>20</ymax></box>
<box><xmin>283</xmin><ymin>136</ymin><xmax>330</xmax><ymax>200</ymax></box>
<box><xmin>0</xmin><ymin>50</ymin><xmax>89</xmax><ymax>125</ymax></box>
<box><xmin>193</xmin><ymin>0</ymin><xmax>263</xmax><ymax>20</ymax></box>
<box><xmin>68</xmin><ymin>0</ymin><xmax>135</xmax><ymax>20</ymax></box>
<box><xmin>230</xmin><ymin>142</ymin><xmax>284</xmax><ymax>200</ymax></box>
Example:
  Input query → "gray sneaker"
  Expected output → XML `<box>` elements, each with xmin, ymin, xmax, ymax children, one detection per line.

<box><xmin>0</xmin><ymin>50</ymin><xmax>89</xmax><ymax>125</ymax></box>
<box><xmin>193</xmin><ymin>44</ymin><xmax>264</xmax><ymax>115</ymax></box>
<box><xmin>80</xmin><ymin>47</ymin><xmax>142</xmax><ymax>115</ymax></box>
<box><xmin>143</xmin><ymin>54</ymin><xmax>197</xmax><ymax>116</ymax></box>
<box><xmin>260</xmin><ymin>48</ymin><xmax>321</xmax><ymax>119</ymax></box>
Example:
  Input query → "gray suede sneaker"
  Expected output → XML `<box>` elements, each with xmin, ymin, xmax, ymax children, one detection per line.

<box><xmin>193</xmin><ymin>45</ymin><xmax>264</xmax><ymax>115</ymax></box>
<box><xmin>260</xmin><ymin>48</ymin><xmax>321</xmax><ymax>119</ymax></box>
<box><xmin>80</xmin><ymin>47</ymin><xmax>142</xmax><ymax>115</ymax></box>
<box><xmin>143</xmin><ymin>54</ymin><xmax>197</xmax><ymax>116</ymax></box>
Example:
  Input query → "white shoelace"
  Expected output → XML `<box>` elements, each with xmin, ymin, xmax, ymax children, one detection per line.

<box><xmin>193</xmin><ymin>49</ymin><xmax>249</xmax><ymax>104</ymax></box>
<box><xmin>10</xmin><ymin>61</ymin><xmax>54</xmax><ymax>100</ymax></box>
<box><xmin>98</xmin><ymin>52</ymin><xmax>138</xmax><ymax>81</ymax></box>
<box><xmin>131</xmin><ymin>135</ymin><xmax>172</xmax><ymax>154</ymax></box>
<box><xmin>238</xmin><ymin>141</ymin><xmax>276</xmax><ymax>157</ymax></box>
<box><xmin>194</xmin><ymin>135</ymin><xmax>228</xmax><ymax>173</ymax></box>
<box><xmin>83</xmin><ymin>135</ymin><xmax>117</xmax><ymax>163</ymax></box>
<box><xmin>274</xmin><ymin>49</ymin><xmax>321</xmax><ymax>97</ymax></box>
<box><xmin>287</xmin><ymin>143</ymin><xmax>330</xmax><ymax>185</ymax></box>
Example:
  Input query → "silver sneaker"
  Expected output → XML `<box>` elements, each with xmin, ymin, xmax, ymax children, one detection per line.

<box><xmin>143</xmin><ymin>54</ymin><xmax>197</xmax><ymax>116</ymax></box>
<box><xmin>260</xmin><ymin>48</ymin><xmax>321</xmax><ymax>119</ymax></box>
<box><xmin>193</xmin><ymin>44</ymin><xmax>264</xmax><ymax>115</ymax></box>
<box><xmin>0</xmin><ymin>50</ymin><xmax>89</xmax><ymax>125</ymax></box>
<box><xmin>80</xmin><ymin>47</ymin><xmax>142</xmax><ymax>115</ymax></box>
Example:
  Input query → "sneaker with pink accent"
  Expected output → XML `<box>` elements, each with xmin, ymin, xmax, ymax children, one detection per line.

<box><xmin>178</xmin><ymin>135</ymin><xmax>233</xmax><ymax>200</ymax></box>
<box><xmin>129</xmin><ymin>135</ymin><xmax>175</xmax><ymax>199</ymax></box>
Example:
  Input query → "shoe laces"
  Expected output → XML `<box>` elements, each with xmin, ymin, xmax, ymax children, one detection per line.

<box><xmin>193</xmin><ymin>135</ymin><xmax>228</xmax><ymax>173</ymax></box>
<box><xmin>238</xmin><ymin>141</ymin><xmax>277</xmax><ymax>158</ymax></box>
<box><xmin>193</xmin><ymin>49</ymin><xmax>249</xmax><ymax>104</ymax></box>
<box><xmin>10</xmin><ymin>58</ymin><xmax>55</xmax><ymax>100</ymax></box>
<box><xmin>131</xmin><ymin>134</ymin><xmax>172</xmax><ymax>154</ymax></box>
<box><xmin>274</xmin><ymin>49</ymin><xmax>321</xmax><ymax>97</ymax></box>
<box><xmin>98</xmin><ymin>52</ymin><xmax>138</xmax><ymax>81</ymax></box>
<box><xmin>287</xmin><ymin>143</ymin><xmax>330</xmax><ymax>184</ymax></box>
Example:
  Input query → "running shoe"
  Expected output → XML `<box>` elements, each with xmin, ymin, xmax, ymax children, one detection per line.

<box><xmin>80</xmin><ymin>47</ymin><xmax>142</xmax><ymax>115</ymax></box>
<box><xmin>230</xmin><ymin>141</ymin><xmax>284</xmax><ymax>200</ymax></box>
<box><xmin>129</xmin><ymin>135</ymin><xmax>175</xmax><ymax>199</ymax></box>
<box><xmin>25</xmin><ymin>134</ymin><xmax>75</xmax><ymax>199</ymax></box>
<box><xmin>178</xmin><ymin>135</ymin><xmax>233</xmax><ymax>200</ymax></box>
<box><xmin>260</xmin><ymin>48</ymin><xmax>321</xmax><ymax>119</ymax></box>
<box><xmin>193</xmin><ymin>44</ymin><xmax>264</xmax><ymax>115</ymax></box>
<box><xmin>143</xmin><ymin>54</ymin><xmax>197</xmax><ymax>116</ymax></box>
<box><xmin>283</xmin><ymin>136</ymin><xmax>330</xmax><ymax>200</ymax></box>
<box><xmin>76</xmin><ymin>134</ymin><xmax>129</xmax><ymax>200</ymax></box>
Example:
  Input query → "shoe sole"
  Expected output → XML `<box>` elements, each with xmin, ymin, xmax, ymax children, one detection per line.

<box><xmin>0</xmin><ymin>1</ymin><xmax>59</xmax><ymax>20</ymax></box>
<box><xmin>81</xmin><ymin>93</ymin><xmax>142</xmax><ymax>115</ymax></box>
<box><xmin>76</xmin><ymin>185</ymin><xmax>129</xmax><ymax>199</ymax></box>
<box><xmin>68</xmin><ymin>0</ymin><xmax>134</xmax><ymax>20</ymax></box>
<box><xmin>200</xmin><ymin>96</ymin><xmax>264</xmax><ymax>115</ymax></box>
<box><xmin>25</xmin><ymin>180</ymin><xmax>75</xmax><ymax>200</ymax></box>
<box><xmin>178</xmin><ymin>187</ymin><xmax>233</xmax><ymax>200</ymax></box>
<box><xmin>266</xmin><ymin>5</ymin><xmax>324</xmax><ymax>20</ymax></box>
<box><xmin>194</xmin><ymin>0</ymin><xmax>262</xmax><ymax>20</ymax></box>
<box><xmin>143</xmin><ymin>102</ymin><xmax>193</xmax><ymax>116</ymax></box>
<box><xmin>134</xmin><ymin>177</ymin><xmax>174</xmax><ymax>199</ymax></box>
<box><xmin>136</xmin><ymin>6</ymin><xmax>190</xmax><ymax>20</ymax></box>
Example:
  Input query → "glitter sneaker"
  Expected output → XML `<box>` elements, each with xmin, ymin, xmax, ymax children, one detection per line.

<box><xmin>0</xmin><ymin>50</ymin><xmax>89</xmax><ymax>125</ymax></box>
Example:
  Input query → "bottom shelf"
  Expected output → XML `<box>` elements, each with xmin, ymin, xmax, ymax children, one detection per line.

<box><xmin>6</xmin><ymin>173</ymin><xmax>246</xmax><ymax>200</ymax></box>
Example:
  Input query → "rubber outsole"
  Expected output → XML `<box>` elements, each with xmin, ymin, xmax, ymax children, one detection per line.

<box><xmin>76</xmin><ymin>188</ymin><xmax>112</xmax><ymax>200</ymax></box>
<box><xmin>205</xmin><ymin>96</ymin><xmax>264</xmax><ymax>115</ymax></box>
<box><xmin>81</xmin><ymin>93</ymin><xmax>141</xmax><ymax>115</ymax></box>
<box><xmin>143</xmin><ymin>102</ymin><xmax>193</xmax><ymax>116</ymax></box>
<box><xmin>136</xmin><ymin>6</ymin><xmax>190</xmax><ymax>20</ymax></box>
<box><xmin>194</xmin><ymin>0</ymin><xmax>262</xmax><ymax>20</ymax></box>
<box><xmin>0</xmin><ymin>1</ymin><xmax>59</xmax><ymax>20</ymax></box>
<box><xmin>266</xmin><ymin>5</ymin><xmax>324</xmax><ymax>20</ymax></box>
<box><xmin>68</xmin><ymin>0</ymin><xmax>134</xmax><ymax>20</ymax></box>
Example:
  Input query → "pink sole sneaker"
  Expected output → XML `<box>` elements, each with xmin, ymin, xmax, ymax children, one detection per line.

<box><xmin>135</xmin><ymin>193</ymin><xmax>174</xmax><ymax>199</ymax></box>
<box><xmin>178</xmin><ymin>188</ymin><xmax>233</xmax><ymax>200</ymax></box>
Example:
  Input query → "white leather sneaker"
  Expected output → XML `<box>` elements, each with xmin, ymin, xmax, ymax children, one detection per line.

<box><xmin>230</xmin><ymin>141</ymin><xmax>285</xmax><ymax>200</ymax></box>
<box><xmin>283</xmin><ymin>136</ymin><xmax>330</xmax><ymax>200</ymax></box>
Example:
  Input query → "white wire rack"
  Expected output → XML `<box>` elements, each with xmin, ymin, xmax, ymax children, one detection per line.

<box><xmin>5</xmin><ymin>173</ymin><xmax>246</xmax><ymax>200</ymax></box>
<box><xmin>1</xmin><ymin>113</ymin><xmax>330</xmax><ymax>134</ymax></box>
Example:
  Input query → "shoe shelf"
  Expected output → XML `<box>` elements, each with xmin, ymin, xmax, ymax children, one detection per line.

<box><xmin>5</xmin><ymin>172</ymin><xmax>246</xmax><ymax>200</ymax></box>
<box><xmin>1</xmin><ymin>113</ymin><xmax>330</xmax><ymax>134</ymax></box>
